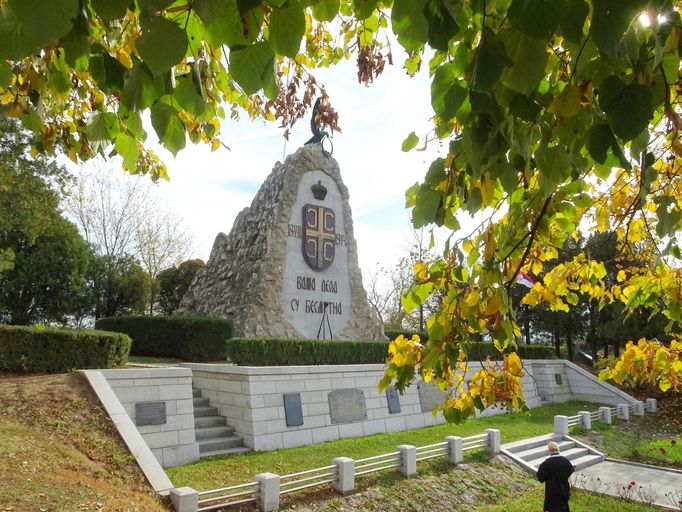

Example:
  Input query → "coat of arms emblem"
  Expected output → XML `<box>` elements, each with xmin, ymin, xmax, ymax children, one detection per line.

<box><xmin>302</xmin><ymin>204</ymin><xmax>335</xmax><ymax>271</ymax></box>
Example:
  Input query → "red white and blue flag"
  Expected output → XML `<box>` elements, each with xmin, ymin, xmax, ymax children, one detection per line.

<box><xmin>516</xmin><ymin>270</ymin><xmax>535</xmax><ymax>289</ymax></box>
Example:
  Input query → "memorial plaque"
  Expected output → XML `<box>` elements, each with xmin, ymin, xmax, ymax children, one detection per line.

<box><xmin>328</xmin><ymin>389</ymin><xmax>367</xmax><ymax>424</ymax></box>
<box><xmin>417</xmin><ymin>381</ymin><xmax>446</xmax><ymax>413</ymax></box>
<box><xmin>283</xmin><ymin>393</ymin><xmax>304</xmax><ymax>427</ymax></box>
<box><xmin>386</xmin><ymin>387</ymin><xmax>401</xmax><ymax>414</ymax></box>
<box><xmin>135</xmin><ymin>401</ymin><xmax>167</xmax><ymax>426</ymax></box>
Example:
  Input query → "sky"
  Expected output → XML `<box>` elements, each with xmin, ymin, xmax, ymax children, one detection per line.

<box><xmin>72</xmin><ymin>50</ymin><xmax>459</xmax><ymax>285</ymax></box>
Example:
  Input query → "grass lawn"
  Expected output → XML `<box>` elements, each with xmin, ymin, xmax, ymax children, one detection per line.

<box><xmin>167</xmin><ymin>400</ymin><xmax>596</xmax><ymax>490</ymax></box>
<box><xmin>572</xmin><ymin>420</ymin><xmax>682</xmax><ymax>468</ymax></box>
<box><xmin>476</xmin><ymin>486</ymin><xmax>661</xmax><ymax>512</ymax></box>
<box><xmin>127</xmin><ymin>355</ymin><xmax>184</xmax><ymax>365</ymax></box>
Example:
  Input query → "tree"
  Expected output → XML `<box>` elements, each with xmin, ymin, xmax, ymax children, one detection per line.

<box><xmin>1</xmin><ymin>1</ymin><xmax>681</xmax><ymax>411</ymax></box>
<box><xmin>64</xmin><ymin>164</ymin><xmax>194</xmax><ymax>313</ymax></box>
<box><xmin>89</xmin><ymin>254</ymin><xmax>151</xmax><ymax>319</ymax></box>
<box><xmin>156</xmin><ymin>258</ymin><xmax>205</xmax><ymax>315</ymax></box>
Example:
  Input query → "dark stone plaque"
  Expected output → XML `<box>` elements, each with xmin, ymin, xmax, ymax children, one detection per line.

<box><xmin>417</xmin><ymin>381</ymin><xmax>445</xmax><ymax>413</ymax></box>
<box><xmin>135</xmin><ymin>401</ymin><xmax>166</xmax><ymax>426</ymax></box>
<box><xmin>554</xmin><ymin>373</ymin><xmax>563</xmax><ymax>385</ymax></box>
<box><xmin>328</xmin><ymin>389</ymin><xmax>367</xmax><ymax>424</ymax></box>
<box><xmin>386</xmin><ymin>387</ymin><xmax>401</xmax><ymax>414</ymax></box>
<box><xmin>283</xmin><ymin>393</ymin><xmax>304</xmax><ymax>427</ymax></box>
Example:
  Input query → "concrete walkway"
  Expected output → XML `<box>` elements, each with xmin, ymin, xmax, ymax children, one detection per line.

<box><xmin>570</xmin><ymin>459</ymin><xmax>682</xmax><ymax>509</ymax></box>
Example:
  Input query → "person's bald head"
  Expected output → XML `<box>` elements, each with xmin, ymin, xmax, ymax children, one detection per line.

<box><xmin>548</xmin><ymin>441</ymin><xmax>560</xmax><ymax>454</ymax></box>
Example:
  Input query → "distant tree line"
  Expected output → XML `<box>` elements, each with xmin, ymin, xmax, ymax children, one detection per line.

<box><xmin>0</xmin><ymin>118</ymin><xmax>203</xmax><ymax>326</ymax></box>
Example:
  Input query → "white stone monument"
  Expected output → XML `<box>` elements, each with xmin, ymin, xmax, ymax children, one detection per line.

<box><xmin>177</xmin><ymin>144</ymin><xmax>384</xmax><ymax>340</ymax></box>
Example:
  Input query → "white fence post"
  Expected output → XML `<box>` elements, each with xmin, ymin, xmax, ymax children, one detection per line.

<box><xmin>646</xmin><ymin>398</ymin><xmax>657</xmax><ymax>413</ymax></box>
<box><xmin>169</xmin><ymin>487</ymin><xmax>198</xmax><ymax>512</ymax></box>
<box><xmin>397</xmin><ymin>445</ymin><xmax>417</xmax><ymax>477</ymax></box>
<box><xmin>633</xmin><ymin>401</ymin><xmax>645</xmax><ymax>416</ymax></box>
<box><xmin>617</xmin><ymin>403</ymin><xmax>629</xmax><ymax>421</ymax></box>
<box><xmin>332</xmin><ymin>457</ymin><xmax>355</xmax><ymax>494</ymax></box>
<box><xmin>445</xmin><ymin>436</ymin><xmax>463</xmax><ymax>464</ymax></box>
<box><xmin>554</xmin><ymin>415</ymin><xmax>569</xmax><ymax>435</ymax></box>
<box><xmin>485</xmin><ymin>429</ymin><xmax>501</xmax><ymax>454</ymax></box>
<box><xmin>578</xmin><ymin>411</ymin><xmax>591</xmax><ymax>430</ymax></box>
<box><xmin>599</xmin><ymin>406</ymin><xmax>611</xmax><ymax>424</ymax></box>
<box><xmin>255</xmin><ymin>473</ymin><xmax>280</xmax><ymax>512</ymax></box>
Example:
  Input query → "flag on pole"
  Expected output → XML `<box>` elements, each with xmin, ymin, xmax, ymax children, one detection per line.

<box><xmin>516</xmin><ymin>270</ymin><xmax>535</xmax><ymax>289</ymax></box>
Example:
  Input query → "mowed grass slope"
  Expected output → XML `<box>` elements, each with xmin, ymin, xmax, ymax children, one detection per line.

<box><xmin>0</xmin><ymin>373</ymin><xmax>168</xmax><ymax>512</ymax></box>
<box><xmin>167</xmin><ymin>401</ymin><xmax>596</xmax><ymax>490</ymax></box>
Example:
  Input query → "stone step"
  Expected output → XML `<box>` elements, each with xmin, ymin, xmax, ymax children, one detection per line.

<box><xmin>503</xmin><ymin>434</ymin><xmax>556</xmax><ymax>454</ymax></box>
<box><xmin>195</xmin><ymin>425</ymin><xmax>235</xmax><ymax>441</ymax></box>
<box><xmin>193</xmin><ymin>397</ymin><xmax>210</xmax><ymax>407</ymax></box>
<box><xmin>194</xmin><ymin>405</ymin><xmax>219</xmax><ymax>418</ymax></box>
<box><xmin>567</xmin><ymin>453</ymin><xmax>604</xmax><ymax>471</ymax></box>
<box><xmin>517</xmin><ymin>440</ymin><xmax>575</xmax><ymax>462</ymax></box>
<box><xmin>192</xmin><ymin>388</ymin><xmax>202</xmax><ymax>398</ymax></box>
<box><xmin>200</xmin><ymin>446</ymin><xmax>252</xmax><ymax>458</ymax></box>
<box><xmin>198</xmin><ymin>436</ymin><xmax>244</xmax><ymax>453</ymax></box>
<box><xmin>195</xmin><ymin>415</ymin><xmax>227</xmax><ymax>429</ymax></box>
<box><xmin>526</xmin><ymin>447</ymin><xmax>590</xmax><ymax>469</ymax></box>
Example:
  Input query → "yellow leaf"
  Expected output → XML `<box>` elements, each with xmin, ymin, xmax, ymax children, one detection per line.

<box><xmin>548</xmin><ymin>84</ymin><xmax>582</xmax><ymax>117</ymax></box>
<box><xmin>211</xmin><ymin>138</ymin><xmax>220</xmax><ymax>151</ymax></box>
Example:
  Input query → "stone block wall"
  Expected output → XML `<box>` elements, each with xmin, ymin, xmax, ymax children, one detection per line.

<box><xmin>183</xmin><ymin>363</ymin><xmax>542</xmax><ymax>451</ymax></box>
<box><xmin>100</xmin><ymin>368</ymin><xmax>200</xmax><ymax>467</ymax></box>
<box><xmin>527</xmin><ymin>360</ymin><xmax>573</xmax><ymax>403</ymax></box>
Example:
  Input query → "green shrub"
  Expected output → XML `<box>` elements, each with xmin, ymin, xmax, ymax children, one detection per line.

<box><xmin>227</xmin><ymin>338</ymin><xmax>390</xmax><ymax>366</ymax></box>
<box><xmin>95</xmin><ymin>315</ymin><xmax>232</xmax><ymax>362</ymax></box>
<box><xmin>384</xmin><ymin>329</ymin><xmax>429</xmax><ymax>341</ymax></box>
<box><xmin>226</xmin><ymin>338</ymin><xmax>555</xmax><ymax>366</ymax></box>
<box><xmin>0</xmin><ymin>324</ymin><xmax>131</xmax><ymax>373</ymax></box>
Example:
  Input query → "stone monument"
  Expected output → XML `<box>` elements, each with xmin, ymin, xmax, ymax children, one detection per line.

<box><xmin>177</xmin><ymin>144</ymin><xmax>384</xmax><ymax>340</ymax></box>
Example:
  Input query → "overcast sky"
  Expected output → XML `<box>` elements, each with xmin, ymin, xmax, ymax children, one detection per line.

<box><xmin>72</xmin><ymin>52</ymin><xmax>462</xmax><ymax>285</ymax></box>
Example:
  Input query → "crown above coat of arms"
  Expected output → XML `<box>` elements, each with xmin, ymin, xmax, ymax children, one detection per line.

<box><xmin>311</xmin><ymin>180</ymin><xmax>327</xmax><ymax>200</ymax></box>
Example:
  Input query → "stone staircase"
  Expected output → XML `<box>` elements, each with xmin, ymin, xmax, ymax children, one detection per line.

<box><xmin>502</xmin><ymin>434</ymin><xmax>603</xmax><ymax>473</ymax></box>
<box><xmin>192</xmin><ymin>388</ymin><xmax>250</xmax><ymax>457</ymax></box>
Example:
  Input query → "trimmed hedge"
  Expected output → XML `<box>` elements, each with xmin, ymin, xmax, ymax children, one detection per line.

<box><xmin>227</xmin><ymin>338</ymin><xmax>390</xmax><ymax>366</ymax></box>
<box><xmin>95</xmin><ymin>315</ymin><xmax>233</xmax><ymax>361</ymax></box>
<box><xmin>384</xmin><ymin>329</ymin><xmax>429</xmax><ymax>341</ymax></box>
<box><xmin>227</xmin><ymin>337</ymin><xmax>555</xmax><ymax>366</ymax></box>
<box><xmin>0</xmin><ymin>324</ymin><xmax>131</xmax><ymax>373</ymax></box>
<box><xmin>226</xmin><ymin>338</ymin><xmax>555</xmax><ymax>366</ymax></box>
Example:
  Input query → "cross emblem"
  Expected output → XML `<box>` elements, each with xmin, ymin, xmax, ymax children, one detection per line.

<box><xmin>302</xmin><ymin>204</ymin><xmax>335</xmax><ymax>271</ymax></box>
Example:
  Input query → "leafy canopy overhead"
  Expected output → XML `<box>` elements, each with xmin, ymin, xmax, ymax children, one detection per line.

<box><xmin>1</xmin><ymin>0</ymin><xmax>682</xmax><ymax>417</ymax></box>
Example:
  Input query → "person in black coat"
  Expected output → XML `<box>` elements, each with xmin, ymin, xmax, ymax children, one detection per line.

<box><xmin>537</xmin><ymin>441</ymin><xmax>575</xmax><ymax>512</ymax></box>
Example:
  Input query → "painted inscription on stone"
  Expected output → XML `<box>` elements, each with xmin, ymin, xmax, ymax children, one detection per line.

<box><xmin>328</xmin><ymin>388</ymin><xmax>367</xmax><ymax>424</ymax></box>
<box><xmin>282</xmin><ymin>170</ymin><xmax>351</xmax><ymax>339</ymax></box>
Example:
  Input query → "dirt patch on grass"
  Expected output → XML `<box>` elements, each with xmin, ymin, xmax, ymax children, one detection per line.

<box><xmin>0</xmin><ymin>372</ymin><xmax>168</xmax><ymax>512</ymax></box>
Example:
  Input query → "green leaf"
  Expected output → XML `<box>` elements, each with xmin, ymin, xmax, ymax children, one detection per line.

<box><xmin>509</xmin><ymin>94</ymin><xmax>540</xmax><ymax>121</ymax></box>
<box><xmin>655</xmin><ymin>196</ymin><xmax>682</xmax><ymax>238</ymax></box>
<box><xmin>470</xmin><ymin>28</ymin><xmax>511</xmax><ymax>93</ymax></box>
<box><xmin>173</xmin><ymin>75</ymin><xmax>207</xmax><ymax>117</ymax></box>
<box><xmin>402</xmin><ymin>132</ymin><xmax>419</xmax><ymax>152</ymax></box>
<box><xmin>136</xmin><ymin>17</ymin><xmax>188</xmax><ymax>76</ymax></box>
<box><xmin>229</xmin><ymin>42</ymin><xmax>275</xmax><ymax>95</ymax></box>
<box><xmin>508</xmin><ymin>0</ymin><xmax>565</xmax><ymax>41</ymax></box>
<box><xmin>137</xmin><ymin>0</ymin><xmax>175</xmax><ymax>17</ymax></box>
<box><xmin>268</xmin><ymin>4</ymin><xmax>305</xmax><ymax>57</ymax></box>
<box><xmin>535</xmin><ymin>144</ymin><xmax>571</xmax><ymax>197</ymax></box>
<box><xmin>587</xmin><ymin>124</ymin><xmax>629</xmax><ymax>168</ymax></box>
<box><xmin>61</xmin><ymin>22</ymin><xmax>90</xmax><ymax>71</ymax></box>
<box><xmin>599</xmin><ymin>75</ymin><xmax>653</xmax><ymax>141</ymax></box>
<box><xmin>86</xmin><ymin>112</ymin><xmax>119</xmax><ymax>153</ymax></box>
<box><xmin>431</xmin><ymin>64</ymin><xmax>467</xmax><ymax>121</ymax></box>
<box><xmin>122</xmin><ymin>62</ymin><xmax>161</xmax><ymax>111</ymax></box>
<box><xmin>353</xmin><ymin>0</ymin><xmax>377</xmax><ymax>19</ymax></box>
<box><xmin>90</xmin><ymin>51</ymin><xmax>126</xmax><ymax>92</ymax></box>
<box><xmin>114</xmin><ymin>132</ymin><xmax>139</xmax><ymax>170</ymax></box>
<box><xmin>391</xmin><ymin>0</ymin><xmax>429</xmax><ymax>52</ymax></box>
<box><xmin>2</xmin><ymin>0</ymin><xmax>78</xmax><ymax>58</ymax></box>
<box><xmin>559</xmin><ymin>0</ymin><xmax>588</xmax><ymax>44</ymax></box>
<box><xmin>499</xmin><ymin>29</ymin><xmax>548</xmax><ymax>94</ymax></box>
<box><xmin>423</xmin><ymin>1</ymin><xmax>459</xmax><ymax>51</ymax></box>
<box><xmin>196</xmin><ymin>0</ymin><xmax>248</xmax><ymax>48</ymax></box>
<box><xmin>311</xmin><ymin>0</ymin><xmax>340</xmax><ymax>22</ymax></box>
<box><xmin>150</xmin><ymin>101</ymin><xmax>186</xmax><ymax>156</ymax></box>
<box><xmin>412</xmin><ymin>186</ymin><xmax>441</xmax><ymax>228</ymax></box>
<box><xmin>0</xmin><ymin>60</ymin><xmax>13</xmax><ymax>89</ymax></box>
<box><xmin>590</xmin><ymin>0</ymin><xmax>647</xmax><ymax>58</ymax></box>
<box><xmin>91</xmin><ymin>0</ymin><xmax>129</xmax><ymax>22</ymax></box>
<box><xmin>121</xmin><ymin>110</ymin><xmax>147</xmax><ymax>141</ymax></box>
<box><xmin>425</xmin><ymin>158</ymin><xmax>446</xmax><ymax>186</ymax></box>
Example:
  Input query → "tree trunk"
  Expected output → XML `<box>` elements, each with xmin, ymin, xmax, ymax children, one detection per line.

<box><xmin>523</xmin><ymin>304</ymin><xmax>531</xmax><ymax>344</ymax></box>
<box><xmin>553</xmin><ymin>330</ymin><xmax>561</xmax><ymax>358</ymax></box>
<box><xmin>566</xmin><ymin>328</ymin><xmax>574</xmax><ymax>362</ymax></box>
